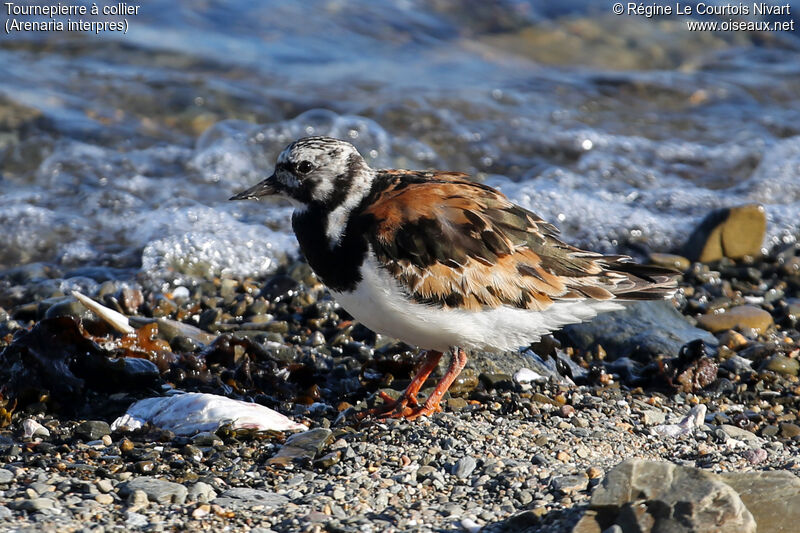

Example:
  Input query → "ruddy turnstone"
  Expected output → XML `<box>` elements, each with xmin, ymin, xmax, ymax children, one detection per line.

<box><xmin>231</xmin><ymin>136</ymin><xmax>678</xmax><ymax>420</ymax></box>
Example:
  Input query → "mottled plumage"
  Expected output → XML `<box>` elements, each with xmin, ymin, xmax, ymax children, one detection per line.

<box><xmin>231</xmin><ymin>136</ymin><xmax>678</xmax><ymax>419</ymax></box>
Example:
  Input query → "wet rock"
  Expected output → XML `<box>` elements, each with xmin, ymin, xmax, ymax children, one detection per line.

<box><xmin>582</xmin><ymin>459</ymin><xmax>755</xmax><ymax>533</ymax></box>
<box><xmin>268</xmin><ymin>428</ymin><xmax>332</xmax><ymax>467</ymax></box>
<box><xmin>721</xmin><ymin>355</ymin><xmax>754</xmax><ymax>375</ymax></box>
<box><xmin>43</xmin><ymin>297</ymin><xmax>94</xmax><ymax>321</ymax></box>
<box><xmin>75</xmin><ymin>420</ymin><xmax>111</xmax><ymax>441</ymax></box>
<box><xmin>696</xmin><ymin>305</ymin><xmax>773</xmax><ymax>334</ymax></box>
<box><xmin>648</xmin><ymin>253</ymin><xmax>690</xmax><ymax>271</ymax></box>
<box><xmin>682</xmin><ymin>204</ymin><xmax>766</xmax><ymax>262</ymax></box>
<box><xmin>560</xmin><ymin>300</ymin><xmax>716</xmax><ymax>361</ymax></box>
<box><xmin>719</xmin><ymin>330</ymin><xmax>748</xmax><ymax>350</ymax></box>
<box><xmin>118</xmin><ymin>477</ymin><xmax>188</xmax><ymax>505</ymax></box>
<box><xmin>212</xmin><ymin>488</ymin><xmax>288</xmax><ymax>510</ymax></box>
<box><xmin>763</xmin><ymin>355</ymin><xmax>799</xmax><ymax>377</ymax></box>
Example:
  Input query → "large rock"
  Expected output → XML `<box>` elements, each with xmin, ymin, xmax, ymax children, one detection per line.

<box><xmin>575</xmin><ymin>459</ymin><xmax>755</xmax><ymax>533</ymax></box>
<box><xmin>719</xmin><ymin>471</ymin><xmax>800</xmax><ymax>533</ymax></box>
<box><xmin>559</xmin><ymin>301</ymin><xmax>717</xmax><ymax>360</ymax></box>
<box><xmin>682</xmin><ymin>204</ymin><xmax>766</xmax><ymax>262</ymax></box>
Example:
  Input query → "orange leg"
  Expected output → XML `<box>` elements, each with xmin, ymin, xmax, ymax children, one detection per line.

<box><xmin>360</xmin><ymin>348</ymin><xmax>468</xmax><ymax>421</ymax></box>
<box><xmin>357</xmin><ymin>350</ymin><xmax>442</xmax><ymax>419</ymax></box>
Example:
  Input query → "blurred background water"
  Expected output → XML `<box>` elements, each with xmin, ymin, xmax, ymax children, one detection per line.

<box><xmin>1</xmin><ymin>0</ymin><xmax>799</xmax><ymax>288</ymax></box>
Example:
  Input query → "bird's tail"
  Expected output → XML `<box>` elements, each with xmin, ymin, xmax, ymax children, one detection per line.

<box><xmin>602</xmin><ymin>259</ymin><xmax>680</xmax><ymax>300</ymax></box>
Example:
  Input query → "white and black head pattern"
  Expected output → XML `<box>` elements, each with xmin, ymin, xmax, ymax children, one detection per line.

<box><xmin>231</xmin><ymin>136</ymin><xmax>378</xmax><ymax>246</ymax></box>
<box><xmin>272</xmin><ymin>137</ymin><xmax>372</xmax><ymax>208</ymax></box>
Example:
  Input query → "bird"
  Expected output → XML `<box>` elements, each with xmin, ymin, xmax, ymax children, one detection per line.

<box><xmin>230</xmin><ymin>136</ymin><xmax>678</xmax><ymax>420</ymax></box>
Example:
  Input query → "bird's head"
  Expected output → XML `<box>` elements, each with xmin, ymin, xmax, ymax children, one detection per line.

<box><xmin>230</xmin><ymin>136</ymin><xmax>373</xmax><ymax>209</ymax></box>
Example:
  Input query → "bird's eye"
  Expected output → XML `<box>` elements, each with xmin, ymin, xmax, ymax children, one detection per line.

<box><xmin>296</xmin><ymin>160</ymin><xmax>314</xmax><ymax>174</ymax></box>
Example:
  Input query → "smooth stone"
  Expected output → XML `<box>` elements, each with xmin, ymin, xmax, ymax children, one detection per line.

<box><xmin>779</xmin><ymin>423</ymin><xmax>800</xmax><ymax>439</ymax></box>
<box><xmin>587</xmin><ymin>459</ymin><xmax>755</xmax><ymax>533</ymax></box>
<box><xmin>212</xmin><ymin>488</ymin><xmax>288</xmax><ymax>510</ymax></box>
<box><xmin>719</xmin><ymin>330</ymin><xmax>748</xmax><ymax>350</ymax></box>
<box><xmin>453</xmin><ymin>457</ymin><xmax>477</xmax><ymax>479</ymax></box>
<box><xmin>0</xmin><ymin>469</ymin><xmax>13</xmax><ymax>484</ymax></box>
<box><xmin>648</xmin><ymin>253</ymin><xmax>690</xmax><ymax>271</ymax></box>
<box><xmin>560</xmin><ymin>300</ymin><xmax>717</xmax><ymax>360</ymax></box>
<box><xmin>75</xmin><ymin>420</ymin><xmax>111</xmax><ymax>441</ymax></box>
<box><xmin>96</xmin><ymin>479</ymin><xmax>114</xmax><ymax>493</ymax></box>
<box><xmin>682</xmin><ymin>204</ymin><xmax>766</xmax><ymax>262</ymax></box>
<box><xmin>696</xmin><ymin>306</ymin><xmax>773</xmax><ymax>334</ymax></box>
<box><xmin>44</xmin><ymin>297</ymin><xmax>94</xmax><ymax>321</ymax></box>
<box><xmin>118</xmin><ymin>477</ymin><xmax>188</xmax><ymax>505</ymax></box>
<box><xmin>764</xmin><ymin>355</ymin><xmax>799</xmax><ymax>377</ymax></box>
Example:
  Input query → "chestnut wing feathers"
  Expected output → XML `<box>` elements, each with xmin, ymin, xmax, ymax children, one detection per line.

<box><xmin>362</xmin><ymin>170</ymin><xmax>677</xmax><ymax>312</ymax></box>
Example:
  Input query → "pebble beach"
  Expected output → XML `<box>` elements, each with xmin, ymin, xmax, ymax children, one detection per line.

<box><xmin>2</xmin><ymin>221</ymin><xmax>800</xmax><ymax>531</ymax></box>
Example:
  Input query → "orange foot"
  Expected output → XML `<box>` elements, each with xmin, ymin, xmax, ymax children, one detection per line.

<box><xmin>358</xmin><ymin>347</ymin><xmax>468</xmax><ymax>421</ymax></box>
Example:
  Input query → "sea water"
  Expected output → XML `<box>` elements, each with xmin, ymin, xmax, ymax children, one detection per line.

<box><xmin>1</xmin><ymin>0</ymin><xmax>798</xmax><ymax>287</ymax></box>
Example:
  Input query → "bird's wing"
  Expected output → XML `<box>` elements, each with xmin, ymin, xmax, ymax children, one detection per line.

<box><xmin>362</xmin><ymin>170</ymin><xmax>676</xmax><ymax>312</ymax></box>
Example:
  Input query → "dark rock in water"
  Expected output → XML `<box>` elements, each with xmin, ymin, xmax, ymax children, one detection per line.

<box><xmin>574</xmin><ymin>459</ymin><xmax>755</xmax><ymax>533</ymax></box>
<box><xmin>559</xmin><ymin>301</ymin><xmax>717</xmax><ymax>361</ymax></box>
<box><xmin>43</xmin><ymin>297</ymin><xmax>94</xmax><ymax>321</ymax></box>
<box><xmin>0</xmin><ymin>317</ymin><xmax>93</xmax><ymax>410</ymax></box>
<box><xmin>682</xmin><ymin>204</ymin><xmax>766</xmax><ymax>262</ymax></box>
<box><xmin>260</xmin><ymin>275</ymin><xmax>299</xmax><ymax>302</ymax></box>
<box><xmin>71</xmin><ymin>352</ymin><xmax>161</xmax><ymax>392</ymax></box>
<box><xmin>75</xmin><ymin>420</ymin><xmax>111</xmax><ymax>441</ymax></box>
<box><xmin>0</xmin><ymin>317</ymin><xmax>162</xmax><ymax>413</ymax></box>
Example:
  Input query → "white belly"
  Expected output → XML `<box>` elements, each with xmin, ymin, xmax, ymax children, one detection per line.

<box><xmin>330</xmin><ymin>255</ymin><xmax>624</xmax><ymax>353</ymax></box>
